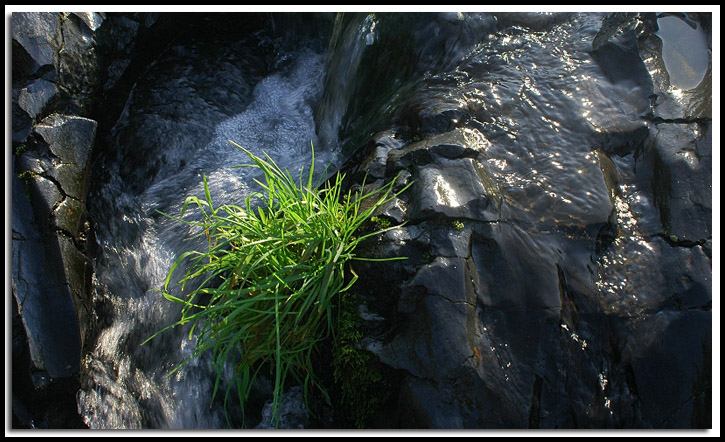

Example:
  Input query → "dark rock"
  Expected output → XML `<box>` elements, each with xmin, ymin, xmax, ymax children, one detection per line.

<box><xmin>372</xmin><ymin>244</ymin><xmax>563</xmax><ymax>429</ymax></box>
<box><xmin>358</xmin><ymin>132</ymin><xmax>404</xmax><ymax>179</ymax></box>
<box><xmin>376</xmin><ymin>258</ymin><xmax>478</xmax><ymax>377</ymax></box>
<box><xmin>495</xmin><ymin>12</ymin><xmax>573</xmax><ymax>32</ymax></box>
<box><xmin>593</xmin><ymin>124</ymin><xmax>649</xmax><ymax>158</ymax></box>
<box><xmin>648</xmin><ymin>92</ymin><xmax>695</xmax><ymax>122</ymax></box>
<box><xmin>11</xmin><ymin>169</ymin><xmax>82</xmax><ymax>381</ymax></box>
<box><xmin>22</xmin><ymin>167</ymin><xmax>65</xmax><ymax>220</ymax></box>
<box><xmin>11</xmin><ymin>12</ymin><xmax>59</xmax><ymax>76</ymax></box>
<box><xmin>51</xmin><ymin>196</ymin><xmax>85</xmax><ymax>234</ymax></box>
<box><xmin>133</xmin><ymin>12</ymin><xmax>161</xmax><ymax>28</ymax></box>
<box><xmin>254</xmin><ymin>386</ymin><xmax>309</xmax><ymax>429</ymax></box>
<box><xmin>430</xmin><ymin>224</ymin><xmax>472</xmax><ymax>258</ymax></box>
<box><xmin>636</xmin><ymin>24</ymin><xmax>671</xmax><ymax>94</ymax></box>
<box><xmin>103</xmin><ymin>15</ymin><xmax>140</xmax><ymax>53</ymax></box>
<box><xmin>395</xmin><ymin>256</ymin><xmax>473</xmax><ymax>316</ymax></box>
<box><xmin>622</xmin><ymin>310</ymin><xmax>712</xmax><ymax>428</ymax></box>
<box><xmin>530</xmin><ymin>313</ymin><xmax>637</xmax><ymax>429</ymax></box>
<box><xmin>386</xmin><ymin>128</ymin><xmax>480</xmax><ymax>172</ymax></box>
<box><xmin>383</xmin><ymin>223</ymin><xmax>426</xmax><ymax>246</ymax></box>
<box><xmin>55</xmin><ymin>13</ymin><xmax>104</xmax><ymax>116</ymax></box>
<box><xmin>96</xmin><ymin>15</ymin><xmax>140</xmax><ymax>92</ymax></box>
<box><xmin>386</xmin><ymin>139</ymin><xmax>435</xmax><ymax>173</ymax></box>
<box><xmin>408</xmin><ymin>157</ymin><xmax>500</xmax><ymax>222</ymax></box>
<box><xmin>18</xmin><ymin>78</ymin><xmax>57</xmax><ymax>121</ymax></box>
<box><xmin>658</xmin><ymin>240</ymin><xmax>712</xmax><ymax>311</ymax></box>
<box><xmin>33</xmin><ymin>114</ymin><xmax>97</xmax><ymax>200</ymax></box>
<box><xmin>397</xmin><ymin>371</ymin><xmax>478</xmax><ymax>428</ymax></box>
<box><xmin>378</xmin><ymin>197</ymin><xmax>408</xmax><ymax>224</ymax></box>
<box><xmin>592</xmin><ymin>27</ymin><xmax>653</xmax><ymax>95</ymax></box>
<box><xmin>35</xmin><ymin>113</ymin><xmax>96</xmax><ymax>168</ymax></box>
<box><xmin>471</xmin><ymin>223</ymin><xmax>562</xmax><ymax>312</ymax></box>
<box><xmin>12</xmin><ymin>87</ymin><xmax>34</xmax><ymax>144</ymax></box>
<box><xmin>12</xmin><ymin>27</ymin><xmax>98</xmax><ymax>427</ymax></box>
<box><xmin>72</xmin><ymin>12</ymin><xmax>104</xmax><ymax>32</ymax></box>
<box><xmin>635</xmin><ymin>122</ymin><xmax>711</xmax><ymax>243</ymax></box>
<box><xmin>11</xmin><ymin>296</ymin><xmax>87</xmax><ymax>429</ymax></box>
<box><xmin>12</xmin><ymin>38</ymin><xmax>40</xmax><ymax>80</ymax></box>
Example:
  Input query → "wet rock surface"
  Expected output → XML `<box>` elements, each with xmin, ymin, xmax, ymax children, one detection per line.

<box><xmin>254</xmin><ymin>386</ymin><xmax>310</xmax><ymax>429</ymax></box>
<box><xmin>340</xmin><ymin>12</ymin><xmax>712</xmax><ymax>429</ymax></box>
<box><xmin>11</xmin><ymin>11</ymin><xmax>712</xmax><ymax>430</ymax></box>
<box><xmin>11</xmin><ymin>11</ymin><xmax>107</xmax><ymax>429</ymax></box>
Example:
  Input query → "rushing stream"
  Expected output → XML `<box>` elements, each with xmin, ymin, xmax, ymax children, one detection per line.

<box><xmin>79</xmin><ymin>24</ymin><xmax>337</xmax><ymax>428</ymax></box>
<box><xmin>76</xmin><ymin>12</ymin><xmax>712</xmax><ymax>429</ymax></box>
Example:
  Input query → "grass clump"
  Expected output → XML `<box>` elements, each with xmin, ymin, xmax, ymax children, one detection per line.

<box><xmin>145</xmin><ymin>141</ymin><xmax>409</xmax><ymax>427</ymax></box>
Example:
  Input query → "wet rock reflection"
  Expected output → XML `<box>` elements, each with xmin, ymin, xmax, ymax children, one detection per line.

<box><xmin>348</xmin><ymin>11</ymin><xmax>711</xmax><ymax>429</ymax></box>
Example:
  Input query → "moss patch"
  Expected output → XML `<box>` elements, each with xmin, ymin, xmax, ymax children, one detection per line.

<box><xmin>331</xmin><ymin>291</ymin><xmax>390</xmax><ymax>428</ymax></box>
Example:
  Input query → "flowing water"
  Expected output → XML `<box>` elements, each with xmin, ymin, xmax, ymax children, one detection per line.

<box><xmin>77</xmin><ymin>12</ymin><xmax>711</xmax><ymax>429</ymax></box>
<box><xmin>79</xmin><ymin>29</ymin><xmax>337</xmax><ymax>429</ymax></box>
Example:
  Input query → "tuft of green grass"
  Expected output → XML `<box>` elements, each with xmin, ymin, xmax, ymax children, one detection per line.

<box><xmin>144</xmin><ymin>141</ymin><xmax>410</xmax><ymax>427</ymax></box>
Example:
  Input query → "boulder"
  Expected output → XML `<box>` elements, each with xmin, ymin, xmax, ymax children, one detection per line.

<box><xmin>11</xmin><ymin>12</ymin><xmax>59</xmax><ymax>77</ymax></box>
<box><xmin>12</xmin><ymin>113</ymin><xmax>97</xmax><ymax>384</ymax></box>
<box><xmin>11</xmin><ymin>166</ymin><xmax>82</xmax><ymax>381</ymax></box>
<box><xmin>18</xmin><ymin>78</ymin><xmax>57</xmax><ymax>121</ymax></box>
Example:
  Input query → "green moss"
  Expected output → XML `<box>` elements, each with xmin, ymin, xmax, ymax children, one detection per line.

<box><xmin>17</xmin><ymin>169</ymin><xmax>38</xmax><ymax>201</ymax></box>
<box><xmin>370</xmin><ymin>216</ymin><xmax>391</xmax><ymax>229</ymax></box>
<box><xmin>332</xmin><ymin>292</ymin><xmax>389</xmax><ymax>428</ymax></box>
<box><xmin>452</xmin><ymin>220</ymin><xmax>464</xmax><ymax>231</ymax></box>
<box><xmin>14</xmin><ymin>144</ymin><xmax>28</xmax><ymax>156</ymax></box>
<box><xmin>18</xmin><ymin>169</ymin><xmax>38</xmax><ymax>179</ymax></box>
